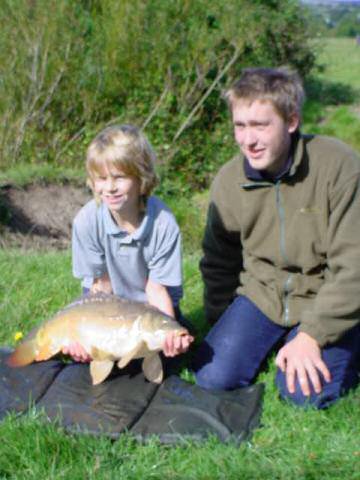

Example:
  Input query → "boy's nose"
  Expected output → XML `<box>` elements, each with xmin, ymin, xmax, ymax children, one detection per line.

<box><xmin>243</xmin><ymin>128</ymin><xmax>257</xmax><ymax>146</ymax></box>
<box><xmin>104</xmin><ymin>177</ymin><xmax>117</xmax><ymax>191</ymax></box>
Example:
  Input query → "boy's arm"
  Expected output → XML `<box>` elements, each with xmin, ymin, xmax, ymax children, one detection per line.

<box><xmin>145</xmin><ymin>278</ymin><xmax>175</xmax><ymax>318</ymax></box>
<box><xmin>145</xmin><ymin>279</ymin><xmax>194</xmax><ymax>357</ymax></box>
<box><xmin>72</xmin><ymin>203</ymin><xmax>107</xmax><ymax>291</ymax></box>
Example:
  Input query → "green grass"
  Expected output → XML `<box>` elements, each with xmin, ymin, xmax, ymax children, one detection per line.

<box><xmin>303</xmin><ymin>37</ymin><xmax>360</xmax><ymax>152</ymax></box>
<box><xmin>0</xmin><ymin>249</ymin><xmax>359</xmax><ymax>480</ymax></box>
<box><xmin>0</xmin><ymin>163</ymin><xmax>84</xmax><ymax>188</ymax></box>
<box><xmin>316</xmin><ymin>37</ymin><xmax>360</xmax><ymax>90</ymax></box>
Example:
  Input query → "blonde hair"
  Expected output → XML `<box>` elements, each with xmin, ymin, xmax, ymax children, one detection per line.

<box><xmin>86</xmin><ymin>124</ymin><xmax>158</xmax><ymax>203</ymax></box>
<box><xmin>225</xmin><ymin>67</ymin><xmax>305</xmax><ymax>122</ymax></box>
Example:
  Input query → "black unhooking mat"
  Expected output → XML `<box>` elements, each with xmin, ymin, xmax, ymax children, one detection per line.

<box><xmin>0</xmin><ymin>347</ymin><xmax>264</xmax><ymax>444</ymax></box>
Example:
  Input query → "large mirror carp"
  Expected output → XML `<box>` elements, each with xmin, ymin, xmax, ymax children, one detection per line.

<box><xmin>7</xmin><ymin>293</ymin><xmax>189</xmax><ymax>385</ymax></box>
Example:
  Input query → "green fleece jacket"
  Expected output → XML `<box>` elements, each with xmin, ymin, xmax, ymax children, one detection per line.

<box><xmin>200</xmin><ymin>134</ymin><xmax>360</xmax><ymax>346</ymax></box>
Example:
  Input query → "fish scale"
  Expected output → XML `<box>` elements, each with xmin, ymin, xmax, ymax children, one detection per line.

<box><xmin>7</xmin><ymin>293</ymin><xmax>188</xmax><ymax>385</ymax></box>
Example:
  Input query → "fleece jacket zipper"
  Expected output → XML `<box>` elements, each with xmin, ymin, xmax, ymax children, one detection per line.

<box><xmin>275</xmin><ymin>181</ymin><xmax>292</xmax><ymax>326</ymax></box>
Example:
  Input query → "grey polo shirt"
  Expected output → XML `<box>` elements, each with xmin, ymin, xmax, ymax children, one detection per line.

<box><xmin>72</xmin><ymin>196</ymin><xmax>183</xmax><ymax>306</ymax></box>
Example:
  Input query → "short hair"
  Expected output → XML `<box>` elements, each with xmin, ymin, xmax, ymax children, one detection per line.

<box><xmin>86</xmin><ymin>124</ymin><xmax>158</xmax><ymax>200</ymax></box>
<box><xmin>225</xmin><ymin>67</ymin><xmax>305</xmax><ymax>121</ymax></box>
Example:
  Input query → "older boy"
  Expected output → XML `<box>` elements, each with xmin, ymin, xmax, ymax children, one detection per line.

<box><xmin>194</xmin><ymin>68</ymin><xmax>360</xmax><ymax>408</ymax></box>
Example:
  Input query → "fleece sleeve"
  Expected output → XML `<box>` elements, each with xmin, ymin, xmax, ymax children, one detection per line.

<box><xmin>299</xmin><ymin>173</ymin><xmax>360</xmax><ymax>346</ymax></box>
<box><xmin>200</xmin><ymin>176</ymin><xmax>243</xmax><ymax>325</ymax></box>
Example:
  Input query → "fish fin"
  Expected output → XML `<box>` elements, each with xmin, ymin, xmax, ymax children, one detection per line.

<box><xmin>36</xmin><ymin>342</ymin><xmax>57</xmax><ymax>361</ymax></box>
<box><xmin>142</xmin><ymin>353</ymin><xmax>163</xmax><ymax>384</ymax></box>
<box><xmin>90</xmin><ymin>346</ymin><xmax>113</xmax><ymax>361</ymax></box>
<box><xmin>6</xmin><ymin>339</ymin><xmax>37</xmax><ymax>367</ymax></box>
<box><xmin>90</xmin><ymin>360</ymin><xmax>114</xmax><ymax>385</ymax></box>
<box><xmin>117</xmin><ymin>341</ymin><xmax>146</xmax><ymax>369</ymax></box>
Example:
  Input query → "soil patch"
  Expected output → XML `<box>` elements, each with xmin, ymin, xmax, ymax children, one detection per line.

<box><xmin>0</xmin><ymin>184</ymin><xmax>91</xmax><ymax>250</ymax></box>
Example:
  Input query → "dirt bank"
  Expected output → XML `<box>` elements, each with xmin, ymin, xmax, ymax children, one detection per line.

<box><xmin>0</xmin><ymin>184</ymin><xmax>91</xmax><ymax>250</ymax></box>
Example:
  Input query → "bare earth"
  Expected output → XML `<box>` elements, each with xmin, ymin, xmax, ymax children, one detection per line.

<box><xmin>0</xmin><ymin>184</ymin><xmax>91</xmax><ymax>250</ymax></box>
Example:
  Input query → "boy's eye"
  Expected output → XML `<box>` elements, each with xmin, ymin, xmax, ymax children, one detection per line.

<box><xmin>255</xmin><ymin>122</ymin><xmax>269</xmax><ymax>129</ymax></box>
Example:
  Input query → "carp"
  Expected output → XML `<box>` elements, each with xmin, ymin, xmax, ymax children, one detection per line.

<box><xmin>7</xmin><ymin>293</ymin><xmax>189</xmax><ymax>385</ymax></box>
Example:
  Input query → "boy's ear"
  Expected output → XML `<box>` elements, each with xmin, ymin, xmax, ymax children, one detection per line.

<box><xmin>86</xmin><ymin>177</ymin><xmax>101</xmax><ymax>205</ymax></box>
<box><xmin>86</xmin><ymin>177</ymin><xmax>94</xmax><ymax>191</ymax></box>
<box><xmin>287</xmin><ymin>112</ymin><xmax>300</xmax><ymax>133</ymax></box>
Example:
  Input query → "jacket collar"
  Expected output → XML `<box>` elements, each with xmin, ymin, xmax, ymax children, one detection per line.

<box><xmin>244</xmin><ymin>131</ymin><xmax>302</xmax><ymax>182</ymax></box>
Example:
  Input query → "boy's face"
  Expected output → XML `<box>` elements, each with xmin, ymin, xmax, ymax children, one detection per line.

<box><xmin>92</xmin><ymin>164</ymin><xmax>141</xmax><ymax>217</ymax></box>
<box><xmin>232</xmin><ymin>99</ymin><xmax>299</xmax><ymax>175</ymax></box>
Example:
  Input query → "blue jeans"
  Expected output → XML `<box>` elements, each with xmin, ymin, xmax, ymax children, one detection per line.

<box><xmin>193</xmin><ymin>295</ymin><xmax>360</xmax><ymax>409</ymax></box>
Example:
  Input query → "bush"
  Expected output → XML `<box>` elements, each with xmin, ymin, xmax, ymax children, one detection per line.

<box><xmin>0</xmin><ymin>0</ymin><xmax>316</xmax><ymax>192</ymax></box>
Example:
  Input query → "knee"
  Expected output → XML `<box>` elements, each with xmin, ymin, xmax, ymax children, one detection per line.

<box><xmin>195</xmin><ymin>370</ymin><xmax>226</xmax><ymax>390</ymax></box>
<box><xmin>195</xmin><ymin>367</ymin><xmax>250</xmax><ymax>391</ymax></box>
<box><xmin>193</xmin><ymin>342</ymin><xmax>251</xmax><ymax>390</ymax></box>
<box><xmin>275</xmin><ymin>369</ymin><xmax>345</xmax><ymax>409</ymax></box>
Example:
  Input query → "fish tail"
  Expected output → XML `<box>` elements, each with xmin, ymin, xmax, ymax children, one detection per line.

<box><xmin>6</xmin><ymin>339</ymin><xmax>37</xmax><ymax>367</ymax></box>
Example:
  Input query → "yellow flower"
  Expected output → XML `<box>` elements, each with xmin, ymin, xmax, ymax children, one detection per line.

<box><xmin>14</xmin><ymin>331</ymin><xmax>23</xmax><ymax>342</ymax></box>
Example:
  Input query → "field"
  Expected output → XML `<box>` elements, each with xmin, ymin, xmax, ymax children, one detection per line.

<box><xmin>1</xmin><ymin>250</ymin><xmax>359</xmax><ymax>480</ymax></box>
<box><xmin>316</xmin><ymin>37</ymin><xmax>360</xmax><ymax>89</ymax></box>
<box><xmin>302</xmin><ymin>37</ymin><xmax>360</xmax><ymax>151</ymax></box>
<box><xmin>0</xmin><ymin>37</ymin><xmax>359</xmax><ymax>479</ymax></box>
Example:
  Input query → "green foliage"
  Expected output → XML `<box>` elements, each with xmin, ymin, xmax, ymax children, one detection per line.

<box><xmin>302</xmin><ymin>38</ymin><xmax>360</xmax><ymax>154</ymax></box>
<box><xmin>0</xmin><ymin>163</ymin><xmax>84</xmax><ymax>188</ymax></box>
<box><xmin>305</xmin><ymin>77</ymin><xmax>357</xmax><ymax>107</ymax></box>
<box><xmin>165</xmin><ymin>191</ymin><xmax>209</xmax><ymax>253</ymax></box>
<box><xmin>314</xmin><ymin>37</ymin><xmax>360</xmax><ymax>93</ymax></box>
<box><xmin>0</xmin><ymin>0</ymin><xmax>315</xmax><ymax>192</ymax></box>
<box><xmin>304</xmin><ymin>2</ymin><xmax>360</xmax><ymax>38</ymax></box>
<box><xmin>305</xmin><ymin>106</ymin><xmax>360</xmax><ymax>153</ymax></box>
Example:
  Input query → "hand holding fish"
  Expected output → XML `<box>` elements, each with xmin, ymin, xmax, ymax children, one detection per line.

<box><xmin>145</xmin><ymin>279</ymin><xmax>195</xmax><ymax>355</ymax></box>
<box><xmin>62</xmin><ymin>342</ymin><xmax>92</xmax><ymax>363</ymax></box>
<box><xmin>90</xmin><ymin>273</ymin><xmax>113</xmax><ymax>295</ymax></box>
<box><xmin>163</xmin><ymin>331</ymin><xmax>194</xmax><ymax>357</ymax></box>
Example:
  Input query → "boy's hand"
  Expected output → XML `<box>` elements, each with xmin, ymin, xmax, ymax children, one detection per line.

<box><xmin>91</xmin><ymin>273</ymin><xmax>113</xmax><ymax>295</ymax></box>
<box><xmin>62</xmin><ymin>342</ymin><xmax>92</xmax><ymax>363</ymax></box>
<box><xmin>163</xmin><ymin>332</ymin><xmax>194</xmax><ymax>357</ymax></box>
<box><xmin>275</xmin><ymin>331</ymin><xmax>331</xmax><ymax>396</ymax></box>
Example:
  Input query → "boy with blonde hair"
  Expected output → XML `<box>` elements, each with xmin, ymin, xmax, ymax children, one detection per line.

<box><xmin>67</xmin><ymin>124</ymin><xmax>193</xmax><ymax>361</ymax></box>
